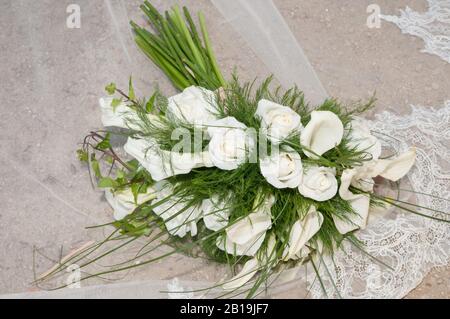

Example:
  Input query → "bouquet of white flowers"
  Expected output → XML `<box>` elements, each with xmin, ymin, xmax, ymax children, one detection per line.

<box><xmin>38</xmin><ymin>1</ymin><xmax>448</xmax><ymax>298</ymax></box>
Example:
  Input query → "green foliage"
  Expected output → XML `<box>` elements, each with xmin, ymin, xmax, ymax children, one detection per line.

<box><xmin>76</xmin><ymin>149</ymin><xmax>88</xmax><ymax>162</ymax></box>
<box><xmin>128</xmin><ymin>76</ymin><xmax>135</xmax><ymax>100</ymax></box>
<box><xmin>105</xmin><ymin>82</ymin><xmax>116</xmax><ymax>95</ymax></box>
<box><xmin>94</xmin><ymin>132</ymin><xmax>111</xmax><ymax>150</ymax></box>
<box><xmin>131</xmin><ymin>1</ymin><xmax>226</xmax><ymax>91</ymax></box>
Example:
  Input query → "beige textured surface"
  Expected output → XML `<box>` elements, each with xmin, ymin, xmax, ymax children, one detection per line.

<box><xmin>0</xmin><ymin>0</ymin><xmax>448</xmax><ymax>298</ymax></box>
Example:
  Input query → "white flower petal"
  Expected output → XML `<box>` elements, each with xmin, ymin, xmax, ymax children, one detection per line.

<box><xmin>375</xmin><ymin>148</ymin><xmax>416</xmax><ymax>181</ymax></box>
<box><xmin>152</xmin><ymin>182</ymin><xmax>201</xmax><ymax>237</ymax></box>
<box><xmin>201</xmin><ymin>195</ymin><xmax>231</xmax><ymax>231</ymax></box>
<box><xmin>105</xmin><ymin>187</ymin><xmax>156</xmax><ymax>221</ymax></box>
<box><xmin>222</xmin><ymin>258</ymin><xmax>259</xmax><ymax>291</ymax></box>
<box><xmin>216</xmin><ymin>195</ymin><xmax>274</xmax><ymax>257</ymax></box>
<box><xmin>333</xmin><ymin>195</ymin><xmax>371</xmax><ymax>234</ymax></box>
<box><xmin>348</xmin><ymin>117</ymin><xmax>382</xmax><ymax>160</ymax></box>
<box><xmin>300</xmin><ymin>111</ymin><xmax>344</xmax><ymax>158</ymax></box>
<box><xmin>227</xmin><ymin>213</ymin><xmax>272</xmax><ymax>245</ymax></box>
<box><xmin>99</xmin><ymin>97</ymin><xmax>131</xmax><ymax>128</ymax></box>
<box><xmin>336</xmin><ymin>148</ymin><xmax>416</xmax><ymax>234</ymax></box>
<box><xmin>124</xmin><ymin>137</ymin><xmax>169</xmax><ymax>181</ymax></box>
<box><xmin>283</xmin><ymin>206</ymin><xmax>323</xmax><ymax>260</ymax></box>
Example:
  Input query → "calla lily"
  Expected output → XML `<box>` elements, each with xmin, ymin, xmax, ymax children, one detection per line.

<box><xmin>99</xmin><ymin>97</ymin><xmax>132</xmax><ymax>128</ymax></box>
<box><xmin>256</xmin><ymin>99</ymin><xmax>303</xmax><ymax>143</ymax></box>
<box><xmin>300</xmin><ymin>111</ymin><xmax>344</xmax><ymax>158</ymax></box>
<box><xmin>348</xmin><ymin>117</ymin><xmax>382</xmax><ymax>160</ymax></box>
<box><xmin>217</xmin><ymin>195</ymin><xmax>274</xmax><ymax>256</ymax></box>
<box><xmin>335</xmin><ymin>148</ymin><xmax>416</xmax><ymax>234</ymax></box>
<box><xmin>283</xmin><ymin>206</ymin><xmax>323</xmax><ymax>261</ymax></box>
<box><xmin>99</xmin><ymin>97</ymin><xmax>164</xmax><ymax>130</ymax></box>
<box><xmin>222</xmin><ymin>234</ymin><xmax>277</xmax><ymax>290</ymax></box>
<box><xmin>201</xmin><ymin>195</ymin><xmax>231</xmax><ymax>231</ymax></box>
<box><xmin>222</xmin><ymin>258</ymin><xmax>259</xmax><ymax>291</ymax></box>
<box><xmin>124</xmin><ymin>137</ymin><xmax>213</xmax><ymax>181</ymax></box>
<box><xmin>259</xmin><ymin>146</ymin><xmax>303</xmax><ymax>189</ymax></box>
<box><xmin>152</xmin><ymin>182</ymin><xmax>202</xmax><ymax>237</ymax></box>
<box><xmin>105</xmin><ymin>187</ymin><xmax>156</xmax><ymax>220</ymax></box>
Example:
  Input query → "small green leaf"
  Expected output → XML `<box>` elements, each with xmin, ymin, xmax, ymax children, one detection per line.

<box><xmin>105</xmin><ymin>82</ymin><xmax>116</xmax><ymax>95</ymax></box>
<box><xmin>145</xmin><ymin>92</ymin><xmax>157</xmax><ymax>113</ymax></box>
<box><xmin>91</xmin><ymin>159</ymin><xmax>102</xmax><ymax>178</ymax></box>
<box><xmin>116</xmin><ymin>169</ymin><xmax>126</xmax><ymax>179</ymax></box>
<box><xmin>95</xmin><ymin>133</ymin><xmax>111</xmax><ymax>151</ymax></box>
<box><xmin>111</xmin><ymin>98</ymin><xmax>122</xmax><ymax>112</ymax></box>
<box><xmin>98</xmin><ymin>177</ymin><xmax>117</xmax><ymax>188</ymax></box>
<box><xmin>128</xmin><ymin>76</ymin><xmax>135</xmax><ymax>100</ymax></box>
<box><xmin>76</xmin><ymin>149</ymin><xmax>88</xmax><ymax>162</ymax></box>
<box><xmin>131</xmin><ymin>183</ymin><xmax>140</xmax><ymax>203</ymax></box>
<box><xmin>104</xmin><ymin>155</ymin><xmax>114</xmax><ymax>165</ymax></box>
<box><xmin>126</xmin><ymin>159</ymin><xmax>139</xmax><ymax>171</ymax></box>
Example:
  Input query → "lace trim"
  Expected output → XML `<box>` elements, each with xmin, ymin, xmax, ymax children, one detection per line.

<box><xmin>308</xmin><ymin>102</ymin><xmax>450</xmax><ymax>298</ymax></box>
<box><xmin>380</xmin><ymin>0</ymin><xmax>450</xmax><ymax>63</ymax></box>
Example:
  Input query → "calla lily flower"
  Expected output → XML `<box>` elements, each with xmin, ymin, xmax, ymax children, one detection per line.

<box><xmin>300</xmin><ymin>111</ymin><xmax>344</xmax><ymax>158</ymax></box>
<box><xmin>216</xmin><ymin>195</ymin><xmax>274</xmax><ymax>256</ymax></box>
<box><xmin>105</xmin><ymin>187</ymin><xmax>156</xmax><ymax>220</ymax></box>
<box><xmin>335</xmin><ymin>148</ymin><xmax>416</xmax><ymax>234</ymax></box>
<box><xmin>283</xmin><ymin>206</ymin><xmax>323</xmax><ymax>260</ymax></box>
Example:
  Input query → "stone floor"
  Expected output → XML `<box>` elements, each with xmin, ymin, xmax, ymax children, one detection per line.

<box><xmin>0</xmin><ymin>0</ymin><xmax>448</xmax><ymax>298</ymax></box>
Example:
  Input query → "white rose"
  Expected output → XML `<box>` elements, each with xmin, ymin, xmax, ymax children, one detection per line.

<box><xmin>124</xmin><ymin>137</ymin><xmax>213</xmax><ymax>181</ymax></box>
<box><xmin>167</xmin><ymin>86</ymin><xmax>218</xmax><ymax>126</ymax></box>
<box><xmin>335</xmin><ymin>148</ymin><xmax>416</xmax><ymax>234</ymax></box>
<box><xmin>207</xmin><ymin>117</ymin><xmax>256</xmax><ymax>170</ymax></box>
<box><xmin>152</xmin><ymin>182</ymin><xmax>202</xmax><ymax>237</ymax></box>
<box><xmin>105</xmin><ymin>187</ymin><xmax>156</xmax><ymax>220</ymax></box>
<box><xmin>260</xmin><ymin>146</ymin><xmax>303</xmax><ymax>189</ymax></box>
<box><xmin>298</xmin><ymin>166</ymin><xmax>338</xmax><ymax>201</ymax></box>
<box><xmin>201</xmin><ymin>195</ymin><xmax>231</xmax><ymax>231</ymax></box>
<box><xmin>283</xmin><ymin>206</ymin><xmax>323</xmax><ymax>261</ymax></box>
<box><xmin>216</xmin><ymin>195</ymin><xmax>274</xmax><ymax>256</ymax></box>
<box><xmin>348</xmin><ymin>117</ymin><xmax>382</xmax><ymax>160</ymax></box>
<box><xmin>256</xmin><ymin>99</ymin><xmax>302</xmax><ymax>143</ymax></box>
<box><xmin>300</xmin><ymin>111</ymin><xmax>344</xmax><ymax>158</ymax></box>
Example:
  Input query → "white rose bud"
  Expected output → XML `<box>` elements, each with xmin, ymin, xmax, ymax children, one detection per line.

<box><xmin>256</xmin><ymin>99</ymin><xmax>302</xmax><ymax>143</ymax></box>
<box><xmin>207</xmin><ymin>117</ymin><xmax>256</xmax><ymax>170</ymax></box>
<box><xmin>298</xmin><ymin>166</ymin><xmax>338</xmax><ymax>201</ymax></box>
<box><xmin>260</xmin><ymin>146</ymin><xmax>303</xmax><ymax>189</ymax></box>
<box><xmin>167</xmin><ymin>86</ymin><xmax>218</xmax><ymax>126</ymax></box>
